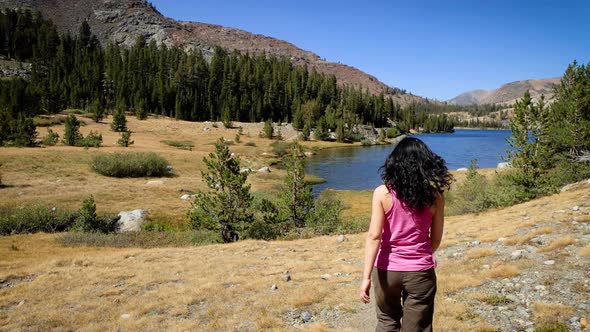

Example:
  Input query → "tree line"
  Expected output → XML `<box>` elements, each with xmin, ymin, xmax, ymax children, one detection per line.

<box><xmin>0</xmin><ymin>8</ymin><xmax>457</xmax><ymax>146</ymax></box>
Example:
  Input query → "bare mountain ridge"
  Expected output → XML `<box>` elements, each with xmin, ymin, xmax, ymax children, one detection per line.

<box><xmin>448</xmin><ymin>77</ymin><xmax>561</xmax><ymax>106</ymax></box>
<box><xmin>0</xmin><ymin>0</ymin><xmax>425</xmax><ymax>105</ymax></box>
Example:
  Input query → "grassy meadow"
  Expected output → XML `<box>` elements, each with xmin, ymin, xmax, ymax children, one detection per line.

<box><xmin>1</xmin><ymin>114</ymin><xmax>589</xmax><ymax>331</ymax></box>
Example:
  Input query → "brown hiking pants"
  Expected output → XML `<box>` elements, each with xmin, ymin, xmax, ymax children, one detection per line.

<box><xmin>372</xmin><ymin>267</ymin><xmax>437</xmax><ymax>332</ymax></box>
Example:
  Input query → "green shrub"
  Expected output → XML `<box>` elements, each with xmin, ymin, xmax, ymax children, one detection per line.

<box><xmin>481</xmin><ymin>295</ymin><xmax>513</xmax><ymax>306</ymax></box>
<box><xmin>161</xmin><ymin>140</ymin><xmax>194</xmax><ymax>150</ymax></box>
<box><xmin>534</xmin><ymin>322</ymin><xmax>569</xmax><ymax>332</ymax></box>
<box><xmin>361</xmin><ymin>139</ymin><xmax>372</xmax><ymax>146</ymax></box>
<box><xmin>56</xmin><ymin>230</ymin><xmax>220</xmax><ymax>248</ymax></box>
<box><xmin>271</xmin><ymin>141</ymin><xmax>293</xmax><ymax>157</ymax></box>
<box><xmin>247</xmin><ymin>197</ymin><xmax>285</xmax><ymax>240</ymax></box>
<box><xmin>33</xmin><ymin>116</ymin><xmax>65</xmax><ymax>127</ymax></box>
<box><xmin>91</xmin><ymin>152</ymin><xmax>170</xmax><ymax>177</ymax></box>
<box><xmin>78</xmin><ymin>130</ymin><xmax>102</xmax><ymax>148</ymax></box>
<box><xmin>111</xmin><ymin>108</ymin><xmax>127</xmax><ymax>132</ymax></box>
<box><xmin>72</xmin><ymin>195</ymin><xmax>116</xmax><ymax>233</ymax></box>
<box><xmin>305</xmin><ymin>195</ymin><xmax>343</xmax><ymax>235</ymax></box>
<box><xmin>0</xmin><ymin>205</ymin><xmax>78</xmax><ymax>235</ymax></box>
<box><xmin>117</xmin><ymin>131</ymin><xmax>134</xmax><ymax>147</ymax></box>
<box><xmin>385</xmin><ymin>127</ymin><xmax>401</xmax><ymax>138</ymax></box>
<box><xmin>41</xmin><ymin>129</ymin><xmax>60</xmax><ymax>146</ymax></box>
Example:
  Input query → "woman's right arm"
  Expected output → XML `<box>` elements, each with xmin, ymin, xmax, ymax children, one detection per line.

<box><xmin>359</xmin><ymin>186</ymin><xmax>386</xmax><ymax>303</ymax></box>
<box><xmin>430</xmin><ymin>193</ymin><xmax>445</xmax><ymax>252</ymax></box>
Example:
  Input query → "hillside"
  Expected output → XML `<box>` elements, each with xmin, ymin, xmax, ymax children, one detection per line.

<box><xmin>448</xmin><ymin>77</ymin><xmax>561</xmax><ymax>106</ymax></box>
<box><xmin>0</xmin><ymin>0</ymin><xmax>424</xmax><ymax>105</ymax></box>
<box><xmin>1</xmin><ymin>179</ymin><xmax>589</xmax><ymax>330</ymax></box>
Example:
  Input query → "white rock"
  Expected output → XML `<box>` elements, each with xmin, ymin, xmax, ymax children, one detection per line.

<box><xmin>320</xmin><ymin>274</ymin><xmax>331</xmax><ymax>280</ymax></box>
<box><xmin>116</xmin><ymin>209</ymin><xmax>148</xmax><ymax>233</ymax></box>
<box><xmin>304</xmin><ymin>152</ymin><xmax>314</xmax><ymax>157</ymax></box>
<box><xmin>543</xmin><ymin>260</ymin><xmax>555</xmax><ymax>265</ymax></box>
<box><xmin>511</xmin><ymin>250</ymin><xmax>526</xmax><ymax>260</ymax></box>
<box><xmin>239</xmin><ymin>168</ymin><xmax>252</xmax><ymax>173</ymax></box>
<box><xmin>180</xmin><ymin>194</ymin><xmax>196</xmax><ymax>200</ymax></box>
<box><xmin>456</xmin><ymin>168</ymin><xmax>469</xmax><ymax>171</ymax></box>
<box><xmin>534</xmin><ymin>285</ymin><xmax>546</xmax><ymax>291</ymax></box>
<box><xmin>146</xmin><ymin>180</ymin><xmax>164</xmax><ymax>185</ymax></box>
<box><xmin>481</xmin><ymin>264</ymin><xmax>490</xmax><ymax>269</ymax></box>
<box><xmin>166</xmin><ymin>165</ymin><xmax>173</xmax><ymax>172</ymax></box>
<box><xmin>497</xmin><ymin>237</ymin><xmax>507</xmax><ymax>242</ymax></box>
<box><xmin>561</xmin><ymin>183</ymin><xmax>574</xmax><ymax>192</ymax></box>
<box><xmin>258</xmin><ymin>167</ymin><xmax>270</xmax><ymax>173</ymax></box>
<box><xmin>336</xmin><ymin>235</ymin><xmax>346</xmax><ymax>243</ymax></box>
<box><xmin>572</xmin><ymin>206</ymin><xmax>580</xmax><ymax>211</ymax></box>
<box><xmin>497</xmin><ymin>162</ymin><xmax>512</xmax><ymax>169</ymax></box>
<box><xmin>203</xmin><ymin>127</ymin><xmax>210</xmax><ymax>132</ymax></box>
<box><xmin>121</xmin><ymin>314</ymin><xmax>131</xmax><ymax>319</ymax></box>
<box><xmin>270</xmin><ymin>284</ymin><xmax>278</xmax><ymax>290</ymax></box>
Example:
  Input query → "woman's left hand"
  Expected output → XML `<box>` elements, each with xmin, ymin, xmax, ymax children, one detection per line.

<box><xmin>359</xmin><ymin>279</ymin><xmax>371</xmax><ymax>303</ymax></box>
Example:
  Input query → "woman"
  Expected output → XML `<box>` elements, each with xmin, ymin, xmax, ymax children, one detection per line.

<box><xmin>359</xmin><ymin>137</ymin><xmax>453</xmax><ymax>332</ymax></box>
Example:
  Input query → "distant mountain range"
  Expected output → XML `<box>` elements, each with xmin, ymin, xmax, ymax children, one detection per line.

<box><xmin>447</xmin><ymin>77</ymin><xmax>561</xmax><ymax>105</ymax></box>
<box><xmin>0</xmin><ymin>0</ymin><xmax>428</xmax><ymax>105</ymax></box>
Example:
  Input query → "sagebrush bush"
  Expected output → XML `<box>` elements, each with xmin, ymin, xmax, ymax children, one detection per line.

<box><xmin>305</xmin><ymin>196</ymin><xmax>344</xmax><ymax>235</ymax></box>
<box><xmin>270</xmin><ymin>141</ymin><xmax>294</xmax><ymax>157</ymax></box>
<box><xmin>78</xmin><ymin>130</ymin><xmax>102</xmax><ymax>148</ymax></box>
<box><xmin>56</xmin><ymin>230</ymin><xmax>220</xmax><ymax>248</ymax></box>
<box><xmin>91</xmin><ymin>152</ymin><xmax>170</xmax><ymax>177</ymax></box>
<box><xmin>0</xmin><ymin>205</ymin><xmax>78</xmax><ymax>235</ymax></box>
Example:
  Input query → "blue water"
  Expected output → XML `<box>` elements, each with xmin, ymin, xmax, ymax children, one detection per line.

<box><xmin>306</xmin><ymin>129</ymin><xmax>512</xmax><ymax>192</ymax></box>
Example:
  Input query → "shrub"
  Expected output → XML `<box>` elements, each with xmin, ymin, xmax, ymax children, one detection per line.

<box><xmin>41</xmin><ymin>129</ymin><xmax>60</xmax><ymax>146</ymax></box>
<box><xmin>0</xmin><ymin>205</ymin><xmax>78</xmax><ymax>235</ymax></box>
<box><xmin>271</xmin><ymin>141</ymin><xmax>293</xmax><ymax>157</ymax></box>
<box><xmin>247</xmin><ymin>197</ymin><xmax>285</xmax><ymax>240</ymax></box>
<box><xmin>117</xmin><ymin>131</ymin><xmax>134</xmax><ymax>147</ymax></box>
<box><xmin>91</xmin><ymin>152</ymin><xmax>170</xmax><ymax>177</ymax></box>
<box><xmin>56</xmin><ymin>230</ymin><xmax>220</xmax><ymax>248</ymax></box>
<box><xmin>385</xmin><ymin>127</ymin><xmax>401</xmax><ymax>138</ymax></box>
<box><xmin>161</xmin><ymin>140</ymin><xmax>194</xmax><ymax>150</ymax></box>
<box><xmin>72</xmin><ymin>195</ymin><xmax>116</xmax><ymax>233</ymax></box>
<box><xmin>261</xmin><ymin>119</ymin><xmax>273</xmax><ymax>139</ymax></box>
<box><xmin>88</xmin><ymin>99</ymin><xmax>105</xmax><ymax>123</ymax></box>
<box><xmin>78</xmin><ymin>130</ymin><xmax>102</xmax><ymax>148</ymax></box>
<box><xmin>33</xmin><ymin>116</ymin><xmax>66</xmax><ymax>127</ymax></box>
<box><xmin>305</xmin><ymin>196</ymin><xmax>343</xmax><ymax>235</ymax></box>
<box><xmin>361</xmin><ymin>139</ymin><xmax>372</xmax><ymax>146</ymax></box>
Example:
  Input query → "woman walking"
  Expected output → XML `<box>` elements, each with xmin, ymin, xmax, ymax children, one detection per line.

<box><xmin>359</xmin><ymin>137</ymin><xmax>453</xmax><ymax>331</ymax></box>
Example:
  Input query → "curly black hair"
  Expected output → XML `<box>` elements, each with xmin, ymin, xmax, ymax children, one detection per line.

<box><xmin>380</xmin><ymin>137</ymin><xmax>453</xmax><ymax>211</ymax></box>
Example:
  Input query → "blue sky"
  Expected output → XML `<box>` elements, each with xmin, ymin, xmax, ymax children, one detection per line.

<box><xmin>150</xmin><ymin>0</ymin><xmax>590</xmax><ymax>101</ymax></box>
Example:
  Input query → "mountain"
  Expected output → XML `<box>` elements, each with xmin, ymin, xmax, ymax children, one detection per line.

<box><xmin>0</xmin><ymin>0</ymin><xmax>425</xmax><ymax>105</ymax></box>
<box><xmin>448</xmin><ymin>77</ymin><xmax>561</xmax><ymax>105</ymax></box>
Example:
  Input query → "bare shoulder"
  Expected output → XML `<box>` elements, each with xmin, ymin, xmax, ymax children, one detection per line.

<box><xmin>373</xmin><ymin>185</ymin><xmax>389</xmax><ymax>197</ymax></box>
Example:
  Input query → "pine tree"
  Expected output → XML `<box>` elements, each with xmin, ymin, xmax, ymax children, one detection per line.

<box><xmin>279</xmin><ymin>143</ymin><xmax>313</xmax><ymax>228</ymax></box>
<box><xmin>189</xmin><ymin>138</ymin><xmax>253</xmax><ymax>243</ymax></box>
<box><xmin>63</xmin><ymin>114</ymin><xmax>82</xmax><ymax>146</ymax></box>
<box><xmin>301</xmin><ymin>123</ymin><xmax>310</xmax><ymax>141</ymax></box>
<box><xmin>262</xmin><ymin>119</ymin><xmax>273</xmax><ymax>139</ymax></box>
<box><xmin>88</xmin><ymin>99</ymin><xmax>104</xmax><ymax>122</ymax></box>
<box><xmin>111</xmin><ymin>108</ymin><xmax>127</xmax><ymax>132</ymax></box>
<box><xmin>117</xmin><ymin>131</ymin><xmax>134</xmax><ymax>147</ymax></box>
<box><xmin>14</xmin><ymin>116</ymin><xmax>37</xmax><ymax>147</ymax></box>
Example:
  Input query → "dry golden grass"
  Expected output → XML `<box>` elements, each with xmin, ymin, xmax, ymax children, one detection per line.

<box><xmin>578</xmin><ymin>244</ymin><xmax>590</xmax><ymax>257</ymax></box>
<box><xmin>531</xmin><ymin>302</ymin><xmax>576</xmax><ymax>325</ymax></box>
<box><xmin>483</xmin><ymin>263</ymin><xmax>521</xmax><ymax>279</ymax></box>
<box><xmin>465</xmin><ymin>248</ymin><xmax>497</xmax><ymax>259</ymax></box>
<box><xmin>536</xmin><ymin>236</ymin><xmax>576</xmax><ymax>253</ymax></box>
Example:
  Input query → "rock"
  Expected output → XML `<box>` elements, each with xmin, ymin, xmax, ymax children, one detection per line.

<box><xmin>320</xmin><ymin>274</ymin><xmax>331</xmax><ymax>280</ymax></box>
<box><xmin>456</xmin><ymin>168</ymin><xmax>469</xmax><ymax>171</ymax></box>
<box><xmin>17</xmin><ymin>300</ymin><xmax>25</xmax><ymax>307</ymax></box>
<box><xmin>511</xmin><ymin>250</ymin><xmax>526</xmax><ymax>260</ymax></box>
<box><xmin>180</xmin><ymin>194</ymin><xmax>196</xmax><ymax>200</ymax></box>
<box><xmin>121</xmin><ymin>313</ymin><xmax>131</xmax><ymax>319</ymax></box>
<box><xmin>239</xmin><ymin>168</ymin><xmax>252</xmax><ymax>173</ymax></box>
<box><xmin>561</xmin><ymin>183</ymin><xmax>574</xmax><ymax>192</ymax></box>
<box><xmin>203</xmin><ymin>127</ymin><xmax>210</xmax><ymax>132</ymax></box>
<box><xmin>572</xmin><ymin>206</ymin><xmax>580</xmax><ymax>211</ymax></box>
<box><xmin>258</xmin><ymin>167</ymin><xmax>270</xmax><ymax>173</ymax></box>
<box><xmin>543</xmin><ymin>260</ymin><xmax>555</xmax><ymax>265</ymax></box>
<box><xmin>116</xmin><ymin>209</ymin><xmax>148</xmax><ymax>233</ymax></box>
<box><xmin>497</xmin><ymin>237</ymin><xmax>507</xmax><ymax>242</ymax></box>
<box><xmin>304</xmin><ymin>152</ymin><xmax>314</xmax><ymax>157</ymax></box>
<box><xmin>301</xmin><ymin>311</ymin><xmax>312</xmax><ymax>323</ymax></box>
<box><xmin>497</xmin><ymin>162</ymin><xmax>512</xmax><ymax>169</ymax></box>
<box><xmin>270</xmin><ymin>284</ymin><xmax>278</xmax><ymax>290</ymax></box>
<box><xmin>166</xmin><ymin>165</ymin><xmax>173</xmax><ymax>172</ymax></box>
<box><xmin>482</xmin><ymin>264</ymin><xmax>490</xmax><ymax>269</ymax></box>
<box><xmin>534</xmin><ymin>285</ymin><xmax>546</xmax><ymax>291</ymax></box>
<box><xmin>336</xmin><ymin>235</ymin><xmax>346</xmax><ymax>243</ymax></box>
<box><xmin>282</xmin><ymin>272</ymin><xmax>291</xmax><ymax>282</ymax></box>
<box><xmin>146</xmin><ymin>180</ymin><xmax>164</xmax><ymax>185</ymax></box>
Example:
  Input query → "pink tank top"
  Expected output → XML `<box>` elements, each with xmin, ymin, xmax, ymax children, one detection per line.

<box><xmin>375</xmin><ymin>189</ymin><xmax>436</xmax><ymax>272</ymax></box>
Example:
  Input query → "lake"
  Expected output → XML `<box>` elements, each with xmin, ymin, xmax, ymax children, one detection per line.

<box><xmin>306</xmin><ymin>129</ymin><xmax>512</xmax><ymax>193</ymax></box>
